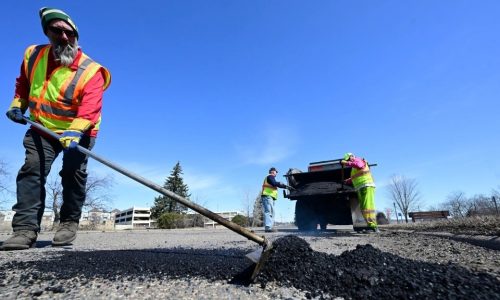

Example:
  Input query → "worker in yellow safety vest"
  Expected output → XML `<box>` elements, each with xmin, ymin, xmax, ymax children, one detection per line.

<box><xmin>341</xmin><ymin>153</ymin><xmax>379</xmax><ymax>232</ymax></box>
<box><xmin>2</xmin><ymin>7</ymin><xmax>111</xmax><ymax>251</ymax></box>
<box><xmin>261</xmin><ymin>167</ymin><xmax>291</xmax><ymax>232</ymax></box>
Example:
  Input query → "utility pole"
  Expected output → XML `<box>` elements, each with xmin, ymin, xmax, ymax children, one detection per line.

<box><xmin>493</xmin><ymin>196</ymin><xmax>499</xmax><ymax>215</ymax></box>
<box><xmin>393</xmin><ymin>202</ymin><xmax>399</xmax><ymax>224</ymax></box>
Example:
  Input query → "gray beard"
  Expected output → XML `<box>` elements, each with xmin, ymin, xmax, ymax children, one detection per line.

<box><xmin>53</xmin><ymin>41</ymin><xmax>79</xmax><ymax>66</ymax></box>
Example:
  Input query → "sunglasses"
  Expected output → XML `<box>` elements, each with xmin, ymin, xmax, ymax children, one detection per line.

<box><xmin>48</xmin><ymin>26</ymin><xmax>76</xmax><ymax>38</ymax></box>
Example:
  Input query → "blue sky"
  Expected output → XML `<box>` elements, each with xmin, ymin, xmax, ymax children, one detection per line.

<box><xmin>1</xmin><ymin>1</ymin><xmax>499</xmax><ymax>222</ymax></box>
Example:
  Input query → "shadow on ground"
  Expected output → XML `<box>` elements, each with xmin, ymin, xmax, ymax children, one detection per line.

<box><xmin>1</xmin><ymin>247</ymin><xmax>252</xmax><ymax>282</ymax></box>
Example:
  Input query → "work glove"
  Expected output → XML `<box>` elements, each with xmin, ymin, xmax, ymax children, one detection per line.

<box><xmin>5</xmin><ymin>107</ymin><xmax>27</xmax><ymax>124</ymax></box>
<box><xmin>59</xmin><ymin>118</ymin><xmax>93</xmax><ymax>150</ymax></box>
<box><xmin>285</xmin><ymin>185</ymin><xmax>297</xmax><ymax>191</ymax></box>
<box><xmin>59</xmin><ymin>130</ymin><xmax>83</xmax><ymax>150</ymax></box>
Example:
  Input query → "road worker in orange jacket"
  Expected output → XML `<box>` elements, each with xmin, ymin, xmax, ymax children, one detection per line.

<box><xmin>2</xmin><ymin>7</ymin><xmax>111</xmax><ymax>250</ymax></box>
<box><xmin>341</xmin><ymin>153</ymin><xmax>379</xmax><ymax>232</ymax></box>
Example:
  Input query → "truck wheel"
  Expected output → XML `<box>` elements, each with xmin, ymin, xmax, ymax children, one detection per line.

<box><xmin>317</xmin><ymin>200</ymin><xmax>331</xmax><ymax>230</ymax></box>
<box><xmin>295</xmin><ymin>200</ymin><xmax>318</xmax><ymax>231</ymax></box>
<box><xmin>319</xmin><ymin>222</ymin><xmax>328</xmax><ymax>230</ymax></box>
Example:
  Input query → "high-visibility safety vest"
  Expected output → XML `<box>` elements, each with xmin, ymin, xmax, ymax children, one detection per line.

<box><xmin>24</xmin><ymin>44</ymin><xmax>111</xmax><ymax>134</ymax></box>
<box><xmin>350</xmin><ymin>159</ymin><xmax>376</xmax><ymax>190</ymax></box>
<box><xmin>261</xmin><ymin>176</ymin><xmax>278</xmax><ymax>200</ymax></box>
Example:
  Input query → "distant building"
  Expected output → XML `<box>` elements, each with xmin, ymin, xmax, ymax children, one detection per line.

<box><xmin>0</xmin><ymin>210</ymin><xmax>15</xmax><ymax>222</ymax></box>
<box><xmin>114</xmin><ymin>207</ymin><xmax>152</xmax><ymax>229</ymax></box>
<box><xmin>0</xmin><ymin>211</ymin><xmax>16</xmax><ymax>232</ymax></box>
<box><xmin>79</xmin><ymin>209</ymin><xmax>116</xmax><ymax>230</ymax></box>
<box><xmin>0</xmin><ymin>209</ymin><xmax>118</xmax><ymax>232</ymax></box>
<box><xmin>1</xmin><ymin>208</ymin><xmax>247</xmax><ymax>232</ymax></box>
<box><xmin>201</xmin><ymin>211</ymin><xmax>245</xmax><ymax>228</ymax></box>
<box><xmin>0</xmin><ymin>210</ymin><xmax>54</xmax><ymax>231</ymax></box>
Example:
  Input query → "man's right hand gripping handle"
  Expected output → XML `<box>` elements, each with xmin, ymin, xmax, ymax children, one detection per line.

<box><xmin>6</xmin><ymin>108</ymin><xmax>27</xmax><ymax>125</ymax></box>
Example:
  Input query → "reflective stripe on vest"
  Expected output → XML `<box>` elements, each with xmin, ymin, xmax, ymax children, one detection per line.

<box><xmin>24</xmin><ymin>44</ymin><xmax>111</xmax><ymax>133</ymax></box>
<box><xmin>351</xmin><ymin>160</ymin><xmax>375</xmax><ymax>190</ymax></box>
<box><xmin>262</xmin><ymin>176</ymin><xmax>278</xmax><ymax>200</ymax></box>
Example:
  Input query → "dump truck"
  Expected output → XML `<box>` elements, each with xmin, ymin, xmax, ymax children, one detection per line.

<box><xmin>283</xmin><ymin>159</ymin><xmax>375</xmax><ymax>231</ymax></box>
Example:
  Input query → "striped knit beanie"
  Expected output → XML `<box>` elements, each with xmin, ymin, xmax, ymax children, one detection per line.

<box><xmin>39</xmin><ymin>7</ymin><xmax>79</xmax><ymax>39</ymax></box>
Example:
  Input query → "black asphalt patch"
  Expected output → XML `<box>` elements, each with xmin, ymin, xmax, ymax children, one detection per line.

<box><xmin>249</xmin><ymin>235</ymin><xmax>500</xmax><ymax>299</ymax></box>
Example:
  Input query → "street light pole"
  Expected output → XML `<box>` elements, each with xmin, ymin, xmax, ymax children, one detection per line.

<box><xmin>393</xmin><ymin>202</ymin><xmax>399</xmax><ymax>224</ymax></box>
<box><xmin>492</xmin><ymin>196</ymin><xmax>499</xmax><ymax>215</ymax></box>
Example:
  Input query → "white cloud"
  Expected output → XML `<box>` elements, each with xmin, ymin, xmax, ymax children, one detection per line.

<box><xmin>89</xmin><ymin>161</ymin><xmax>167</xmax><ymax>187</ymax></box>
<box><xmin>234</xmin><ymin>124</ymin><xmax>299</xmax><ymax>166</ymax></box>
<box><xmin>183</xmin><ymin>171</ymin><xmax>220</xmax><ymax>191</ymax></box>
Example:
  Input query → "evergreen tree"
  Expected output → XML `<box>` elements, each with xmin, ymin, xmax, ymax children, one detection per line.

<box><xmin>151</xmin><ymin>162</ymin><xmax>191</xmax><ymax>219</ymax></box>
<box><xmin>251</xmin><ymin>192</ymin><xmax>264</xmax><ymax>227</ymax></box>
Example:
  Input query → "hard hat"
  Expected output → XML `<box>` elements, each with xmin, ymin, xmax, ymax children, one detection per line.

<box><xmin>343</xmin><ymin>153</ymin><xmax>353</xmax><ymax>161</ymax></box>
<box><xmin>269</xmin><ymin>167</ymin><xmax>278</xmax><ymax>173</ymax></box>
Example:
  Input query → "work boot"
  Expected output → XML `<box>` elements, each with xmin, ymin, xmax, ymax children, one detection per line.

<box><xmin>52</xmin><ymin>221</ymin><xmax>79</xmax><ymax>246</ymax></box>
<box><xmin>0</xmin><ymin>230</ymin><xmax>37</xmax><ymax>250</ymax></box>
<box><xmin>265</xmin><ymin>228</ymin><xmax>277</xmax><ymax>233</ymax></box>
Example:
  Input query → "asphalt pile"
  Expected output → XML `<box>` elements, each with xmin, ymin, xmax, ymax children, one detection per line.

<box><xmin>251</xmin><ymin>235</ymin><xmax>500</xmax><ymax>299</ymax></box>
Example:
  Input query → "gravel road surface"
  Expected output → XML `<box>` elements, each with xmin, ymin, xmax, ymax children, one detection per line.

<box><xmin>1</xmin><ymin>226</ymin><xmax>499</xmax><ymax>299</ymax></box>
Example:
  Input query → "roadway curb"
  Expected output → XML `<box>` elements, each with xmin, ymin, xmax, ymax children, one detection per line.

<box><xmin>417</xmin><ymin>232</ymin><xmax>500</xmax><ymax>251</ymax></box>
<box><xmin>384</xmin><ymin>229</ymin><xmax>500</xmax><ymax>251</ymax></box>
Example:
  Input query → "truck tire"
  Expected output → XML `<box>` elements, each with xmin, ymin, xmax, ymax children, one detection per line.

<box><xmin>319</xmin><ymin>222</ymin><xmax>328</xmax><ymax>231</ymax></box>
<box><xmin>316</xmin><ymin>199</ymin><xmax>331</xmax><ymax>230</ymax></box>
<box><xmin>295</xmin><ymin>199</ymin><xmax>318</xmax><ymax>231</ymax></box>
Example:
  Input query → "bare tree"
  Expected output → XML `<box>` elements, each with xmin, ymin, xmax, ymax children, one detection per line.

<box><xmin>468</xmin><ymin>193</ymin><xmax>496</xmax><ymax>216</ymax></box>
<box><xmin>241</xmin><ymin>190</ymin><xmax>253</xmax><ymax>226</ymax></box>
<box><xmin>0</xmin><ymin>160</ymin><xmax>11</xmax><ymax>208</ymax></box>
<box><xmin>387</xmin><ymin>174</ymin><xmax>421</xmax><ymax>223</ymax></box>
<box><xmin>441</xmin><ymin>191</ymin><xmax>469</xmax><ymax>218</ymax></box>
<box><xmin>251</xmin><ymin>192</ymin><xmax>263</xmax><ymax>227</ymax></box>
<box><xmin>47</xmin><ymin>173</ymin><xmax>115</xmax><ymax>228</ymax></box>
<box><xmin>492</xmin><ymin>186</ymin><xmax>500</xmax><ymax>199</ymax></box>
<box><xmin>87</xmin><ymin>210</ymin><xmax>104</xmax><ymax>230</ymax></box>
<box><xmin>47</xmin><ymin>176</ymin><xmax>63</xmax><ymax>228</ymax></box>
<box><xmin>83</xmin><ymin>174</ymin><xmax>115</xmax><ymax>211</ymax></box>
<box><xmin>384</xmin><ymin>207</ymin><xmax>393</xmax><ymax>221</ymax></box>
<box><xmin>492</xmin><ymin>187</ymin><xmax>500</xmax><ymax>215</ymax></box>
<box><xmin>186</xmin><ymin>195</ymin><xmax>208</xmax><ymax>227</ymax></box>
<box><xmin>0</xmin><ymin>160</ymin><xmax>8</xmax><ymax>192</ymax></box>
<box><xmin>492</xmin><ymin>187</ymin><xmax>500</xmax><ymax>214</ymax></box>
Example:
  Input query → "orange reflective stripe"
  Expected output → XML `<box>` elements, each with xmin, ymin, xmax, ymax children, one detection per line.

<box><xmin>36</xmin><ymin>110</ymin><xmax>72</xmax><ymax>123</ymax></box>
<box><xmin>62</xmin><ymin>59</ymin><xmax>94</xmax><ymax>104</ymax></box>
<box><xmin>36</xmin><ymin>101</ymin><xmax>77</xmax><ymax>120</ymax></box>
<box><xmin>73</xmin><ymin>62</ymin><xmax>99</xmax><ymax>101</ymax></box>
<box><xmin>26</xmin><ymin>45</ymin><xmax>47</xmax><ymax>83</ymax></box>
<box><xmin>59</xmin><ymin>73</ymin><xmax>75</xmax><ymax>105</ymax></box>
